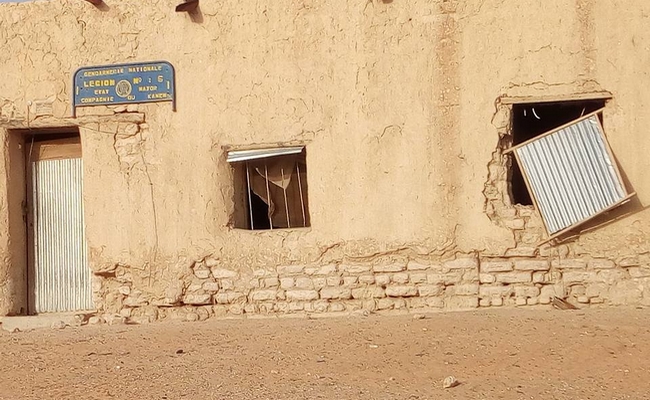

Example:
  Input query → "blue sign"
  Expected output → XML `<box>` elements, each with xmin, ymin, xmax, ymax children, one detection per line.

<box><xmin>73</xmin><ymin>61</ymin><xmax>175</xmax><ymax>116</ymax></box>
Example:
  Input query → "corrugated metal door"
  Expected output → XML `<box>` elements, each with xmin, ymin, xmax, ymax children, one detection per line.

<box><xmin>29</xmin><ymin>138</ymin><xmax>93</xmax><ymax>313</ymax></box>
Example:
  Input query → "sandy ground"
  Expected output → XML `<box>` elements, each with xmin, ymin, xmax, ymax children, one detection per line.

<box><xmin>0</xmin><ymin>307</ymin><xmax>649</xmax><ymax>400</ymax></box>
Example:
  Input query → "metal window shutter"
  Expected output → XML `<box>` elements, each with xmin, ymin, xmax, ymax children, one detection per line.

<box><xmin>514</xmin><ymin>114</ymin><xmax>630</xmax><ymax>235</ymax></box>
<box><xmin>226</xmin><ymin>147</ymin><xmax>305</xmax><ymax>163</ymax></box>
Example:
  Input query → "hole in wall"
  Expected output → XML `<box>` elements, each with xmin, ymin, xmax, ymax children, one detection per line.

<box><xmin>509</xmin><ymin>99</ymin><xmax>607</xmax><ymax>206</ymax></box>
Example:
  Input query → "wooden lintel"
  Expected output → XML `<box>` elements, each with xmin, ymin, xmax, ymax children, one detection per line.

<box><xmin>176</xmin><ymin>0</ymin><xmax>199</xmax><ymax>12</ymax></box>
<box><xmin>500</xmin><ymin>91</ymin><xmax>613</xmax><ymax>105</ymax></box>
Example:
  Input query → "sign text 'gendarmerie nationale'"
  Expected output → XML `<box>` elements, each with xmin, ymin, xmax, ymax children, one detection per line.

<box><xmin>73</xmin><ymin>61</ymin><xmax>175</xmax><ymax>116</ymax></box>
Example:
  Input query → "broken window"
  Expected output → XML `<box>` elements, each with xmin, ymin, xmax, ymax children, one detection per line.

<box><xmin>510</xmin><ymin>100</ymin><xmax>606</xmax><ymax>205</ymax></box>
<box><xmin>506</xmin><ymin>104</ymin><xmax>635</xmax><ymax>239</ymax></box>
<box><xmin>228</xmin><ymin>146</ymin><xmax>310</xmax><ymax>230</ymax></box>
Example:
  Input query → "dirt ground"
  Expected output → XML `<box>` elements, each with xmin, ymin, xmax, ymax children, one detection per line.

<box><xmin>0</xmin><ymin>308</ymin><xmax>648</xmax><ymax>400</ymax></box>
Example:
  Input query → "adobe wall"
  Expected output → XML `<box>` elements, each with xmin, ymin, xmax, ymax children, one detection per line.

<box><xmin>0</xmin><ymin>0</ymin><xmax>649</xmax><ymax>321</ymax></box>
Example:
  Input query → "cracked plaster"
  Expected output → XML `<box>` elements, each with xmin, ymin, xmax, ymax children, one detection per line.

<box><xmin>0</xmin><ymin>0</ymin><xmax>649</xmax><ymax>316</ymax></box>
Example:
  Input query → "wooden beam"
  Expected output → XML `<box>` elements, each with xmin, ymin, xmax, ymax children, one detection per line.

<box><xmin>500</xmin><ymin>91</ymin><xmax>613</xmax><ymax>105</ymax></box>
<box><xmin>176</xmin><ymin>0</ymin><xmax>199</xmax><ymax>12</ymax></box>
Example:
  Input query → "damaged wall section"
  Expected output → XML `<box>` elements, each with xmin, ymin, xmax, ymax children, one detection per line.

<box><xmin>483</xmin><ymin>94</ymin><xmax>625</xmax><ymax>251</ymax></box>
<box><xmin>1</xmin><ymin>0</ymin><xmax>650</xmax><ymax>321</ymax></box>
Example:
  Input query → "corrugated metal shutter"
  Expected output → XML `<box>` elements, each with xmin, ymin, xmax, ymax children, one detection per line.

<box><xmin>32</xmin><ymin>158</ymin><xmax>93</xmax><ymax>313</ymax></box>
<box><xmin>514</xmin><ymin>115</ymin><xmax>627</xmax><ymax>234</ymax></box>
<box><xmin>227</xmin><ymin>146</ymin><xmax>305</xmax><ymax>163</ymax></box>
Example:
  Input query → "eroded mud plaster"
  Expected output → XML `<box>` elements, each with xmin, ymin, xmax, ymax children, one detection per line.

<box><xmin>1</xmin><ymin>0</ymin><xmax>649</xmax><ymax>321</ymax></box>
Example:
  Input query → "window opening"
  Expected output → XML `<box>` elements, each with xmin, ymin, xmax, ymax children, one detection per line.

<box><xmin>510</xmin><ymin>99</ymin><xmax>606</xmax><ymax>205</ymax></box>
<box><xmin>228</xmin><ymin>147</ymin><xmax>310</xmax><ymax>230</ymax></box>
<box><xmin>506</xmin><ymin>106</ymin><xmax>636</xmax><ymax>241</ymax></box>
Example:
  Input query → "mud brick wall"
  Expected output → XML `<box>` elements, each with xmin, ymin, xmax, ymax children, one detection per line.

<box><xmin>2</xmin><ymin>1</ymin><xmax>650</xmax><ymax>320</ymax></box>
<box><xmin>106</xmin><ymin>255</ymin><xmax>650</xmax><ymax>323</ymax></box>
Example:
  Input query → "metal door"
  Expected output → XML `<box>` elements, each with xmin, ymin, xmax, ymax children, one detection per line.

<box><xmin>28</xmin><ymin>137</ymin><xmax>93</xmax><ymax>313</ymax></box>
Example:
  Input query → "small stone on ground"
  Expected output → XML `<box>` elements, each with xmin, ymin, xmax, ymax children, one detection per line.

<box><xmin>443</xmin><ymin>375</ymin><xmax>459</xmax><ymax>389</ymax></box>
